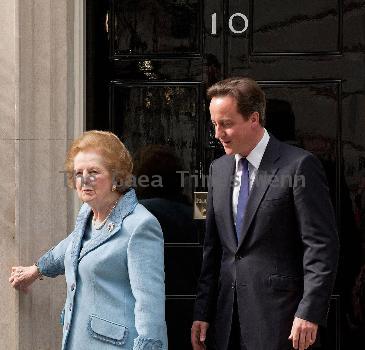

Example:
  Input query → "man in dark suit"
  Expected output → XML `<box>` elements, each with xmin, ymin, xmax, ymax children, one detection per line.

<box><xmin>191</xmin><ymin>77</ymin><xmax>339</xmax><ymax>350</ymax></box>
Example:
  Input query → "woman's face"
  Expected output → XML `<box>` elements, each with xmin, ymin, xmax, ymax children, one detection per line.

<box><xmin>73</xmin><ymin>150</ymin><xmax>114</xmax><ymax>206</ymax></box>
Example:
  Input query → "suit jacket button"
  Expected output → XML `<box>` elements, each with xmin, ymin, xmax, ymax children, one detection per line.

<box><xmin>71</xmin><ymin>283</ymin><xmax>75</xmax><ymax>291</ymax></box>
<box><xmin>231</xmin><ymin>282</ymin><xmax>236</xmax><ymax>289</ymax></box>
<box><xmin>235</xmin><ymin>254</ymin><xmax>242</xmax><ymax>260</ymax></box>
<box><xmin>69</xmin><ymin>303</ymin><xmax>72</xmax><ymax>311</ymax></box>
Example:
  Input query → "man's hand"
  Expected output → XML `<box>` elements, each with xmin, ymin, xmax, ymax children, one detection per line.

<box><xmin>289</xmin><ymin>317</ymin><xmax>318</xmax><ymax>350</ymax></box>
<box><xmin>191</xmin><ymin>320</ymin><xmax>209</xmax><ymax>350</ymax></box>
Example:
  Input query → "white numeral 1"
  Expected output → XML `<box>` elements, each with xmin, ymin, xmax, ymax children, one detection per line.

<box><xmin>211</xmin><ymin>12</ymin><xmax>217</xmax><ymax>35</ymax></box>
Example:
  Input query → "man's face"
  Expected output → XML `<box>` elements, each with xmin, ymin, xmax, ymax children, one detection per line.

<box><xmin>210</xmin><ymin>95</ymin><xmax>257</xmax><ymax>156</ymax></box>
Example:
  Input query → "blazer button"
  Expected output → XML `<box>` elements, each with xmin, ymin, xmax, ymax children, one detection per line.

<box><xmin>69</xmin><ymin>303</ymin><xmax>72</xmax><ymax>311</ymax></box>
<box><xmin>235</xmin><ymin>254</ymin><xmax>242</xmax><ymax>260</ymax></box>
<box><xmin>231</xmin><ymin>282</ymin><xmax>236</xmax><ymax>289</ymax></box>
<box><xmin>70</xmin><ymin>283</ymin><xmax>75</xmax><ymax>291</ymax></box>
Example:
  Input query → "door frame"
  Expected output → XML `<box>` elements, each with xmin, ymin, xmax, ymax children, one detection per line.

<box><xmin>73</xmin><ymin>0</ymin><xmax>86</xmax><ymax>216</ymax></box>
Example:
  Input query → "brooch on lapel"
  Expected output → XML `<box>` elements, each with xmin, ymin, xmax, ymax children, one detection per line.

<box><xmin>107</xmin><ymin>222</ymin><xmax>115</xmax><ymax>232</ymax></box>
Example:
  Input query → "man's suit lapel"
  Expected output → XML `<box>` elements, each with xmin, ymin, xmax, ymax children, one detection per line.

<box><xmin>221</xmin><ymin>156</ymin><xmax>239</xmax><ymax>249</ymax></box>
<box><xmin>237</xmin><ymin>137</ymin><xmax>281</xmax><ymax>248</ymax></box>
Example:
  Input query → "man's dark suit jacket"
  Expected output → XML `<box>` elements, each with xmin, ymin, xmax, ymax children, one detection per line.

<box><xmin>194</xmin><ymin>136</ymin><xmax>339</xmax><ymax>350</ymax></box>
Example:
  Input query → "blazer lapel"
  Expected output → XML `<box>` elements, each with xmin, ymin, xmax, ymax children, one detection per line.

<box><xmin>78</xmin><ymin>189</ymin><xmax>138</xmax><ymax>262</ymax></box>
<box><xmin>220</xmin><ymin>156</ymin><xmax>238</xmax><ymax>250</ymax></box>
<box><xmin>78</xmin><ymin>223</ymin><xmax>121</xmax><ymax>261</ymax></box>
<box><xmin>70</xmin><ymin>204</ymin><xmax>92</xmax><ymax>272</ymax></box>
<box><xmin>237</xmin><ymin>137</ymin><xmax>281</xmax><ymax>248</ymax></box>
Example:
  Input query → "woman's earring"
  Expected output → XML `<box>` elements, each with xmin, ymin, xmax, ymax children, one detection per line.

<box><xmin>112</xmin><ymin>184</ymin><xmax>117</xmax><ymax>192</ymax></box>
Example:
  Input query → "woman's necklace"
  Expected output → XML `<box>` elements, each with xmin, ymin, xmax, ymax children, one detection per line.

<box><xmin>92</xmin><ymin>199</ymin><xmax>119</xmax><ymax>230</ymax></box>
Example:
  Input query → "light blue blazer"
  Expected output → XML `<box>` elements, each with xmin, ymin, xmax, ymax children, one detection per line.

<box><xmin>37</xmin><ymin>189</ymin><xmax>168</xmax><ymax>350</ymax></box>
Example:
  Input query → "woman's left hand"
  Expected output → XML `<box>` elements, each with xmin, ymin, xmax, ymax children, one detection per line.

<box><xmin>9</xmin><ymin>265</ymin><xmax>39</xmax><ymax>293</ymax></box>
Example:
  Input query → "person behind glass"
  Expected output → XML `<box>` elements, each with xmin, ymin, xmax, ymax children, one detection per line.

<box><xmin>191</xmin><ymin>78</ymin><xmax>339</xmax><ymax>350</ymax></box>
<box><xmin>9</xmin><ymin>130</ymin><xmax>168</xmax><ymax>350</ymax></box>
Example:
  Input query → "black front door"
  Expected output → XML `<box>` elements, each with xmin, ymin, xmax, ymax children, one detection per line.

<box><xmin>87</xmin><ymin>1</ymin><xmax>365</xmax><ymax>349</ymax></box>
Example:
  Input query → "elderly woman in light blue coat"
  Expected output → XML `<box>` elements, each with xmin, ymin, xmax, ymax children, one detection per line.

<box><xmin>9</xmin><ymin>131</ymin><xmax>168</xmax><ymax>350</ymax></box>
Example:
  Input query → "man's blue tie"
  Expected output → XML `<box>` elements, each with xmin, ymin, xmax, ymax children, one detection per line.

<box><xmin>236</xmin><ymin>158</ymin><xmax>249</xmax><ymax>242</ymax></box>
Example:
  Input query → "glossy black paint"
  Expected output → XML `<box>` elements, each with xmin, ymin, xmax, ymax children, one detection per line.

<box><xmin>111</xmin><ymin>0</ymin><xmax>201</xmax><ymax>56</ymax></box>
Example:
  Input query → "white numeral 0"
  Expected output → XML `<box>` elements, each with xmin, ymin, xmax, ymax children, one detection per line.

<box><xmin>229</xmin><ymin>13</ymin><xmax>249</xmax><ymax>34</ymax></box>
<box><xmin>211</xmin><ymin>12</ymin><xmax>249</xmax><ymax>35</ymax></box>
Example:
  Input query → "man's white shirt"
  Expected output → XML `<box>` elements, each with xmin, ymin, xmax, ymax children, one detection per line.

<box><xmin>232</xmin><ymin>128</ymin><xmax>270</xmax><ymax>223</ymax></box>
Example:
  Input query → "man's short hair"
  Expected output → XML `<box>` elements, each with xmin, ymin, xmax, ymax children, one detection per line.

<box><xmin>207</xmin><ymin>77</ymin><xmax>266</xmax><ymax>126</ymax></box>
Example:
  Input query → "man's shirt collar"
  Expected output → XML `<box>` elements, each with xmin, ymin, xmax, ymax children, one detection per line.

<box><xmin>235</xmin><ymin>128</ymin><xmax>270</xmax><ymax>170</ymax></box>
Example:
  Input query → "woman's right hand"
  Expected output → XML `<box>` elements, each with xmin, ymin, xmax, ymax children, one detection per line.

<box><xmin>9</xmin><ymin>265</ymin><xmax>40</xmax><ymax>293</ymax></box>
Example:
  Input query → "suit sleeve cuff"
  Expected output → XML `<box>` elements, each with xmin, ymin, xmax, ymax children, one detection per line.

<box><xmin>37</xmin><ymin>250</ymin><xmax>64</xmax><ymax>277</ymax></box>
<box><xmin>133</xmin><ymin>336</ymin><xmax>164</xmax><ymax>350</ymax></box>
